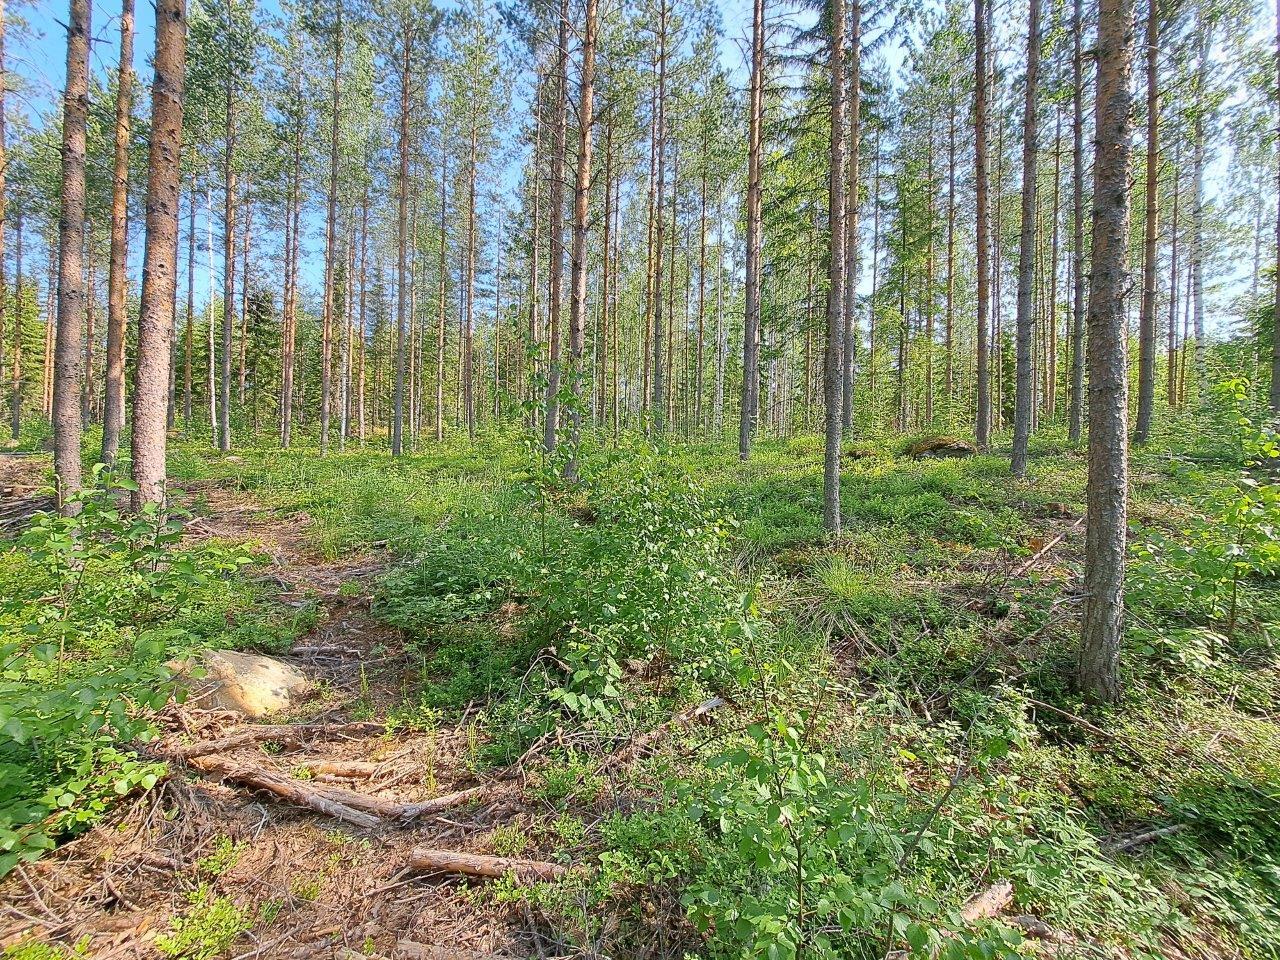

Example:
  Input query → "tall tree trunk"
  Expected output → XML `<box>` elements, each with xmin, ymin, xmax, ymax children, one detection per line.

<box><xmin>543</xmin><ymin>0</ymin><xmax>569</xmax><ymax>453</ymax></box>
<box><xmin>841</xmin><ymin>0</ymin><xmax>861</xmax><ymax>433</ymax></box>
<box><xmin>1189</xmin><ymin>19</ymin><xmax>1209</xmax><ymax>399</ymax></box>
<box><xmin>823</xmin><ymin>0</ymin><xmax>846</xmax><ymax>533</ymax></box>
<box><xmin>1166</xmin><ymin>136</ymin><xmax>1180</xmax><ymax>408</ymax></box>
<box><xmin>1068</xmin><ymin>0</ymin><xmax>1087</xmax><ymax>441</ymax></box>
<box><xmin>1079</xmin><ymin>0</ymin><xmax>1135</xmax><ymax>704</ymax></box>
<box><xmin>565</xmin><ymin>0</ymin><xmax>598</xmax><ymax>478</ymax></box>
<box><xmin>206</xmin><ymin>183</ymin><xmax>216</xmax><ymax>438</ymax></box>
<box><xmin>100</xmin><ymin>0</ymin><xmax>134</xmax><ymax>462</ymax></box>
<box><xmin>944</xmin><ymin>89</ymin><xmax>956</xmax><ymax>411</ymax></box>
<box><xmin>1271</xmin><ymin>0</ymin><xmax>1280</xmax><ymax>416</ymax></box>
<box><xmin>238</xmin><ymin>206</ymin><xmax>251</xmax><ymax>406</ymax></box>
<box><xmin>740</xmin><ymin>0</ymin><xmax>765</xmax><ymax>460</ymax></box>
<box><xmin>53</xmin><ymin>0</ymin><xmax>91</xmax><ymax>509</ymax></box>
<box><xmin>1010</xmin><ymin>0</ymin><xmax>1041</xmax><ymax>478</ymax></box>
<box><xmin>130</xmin><ymin>0</ymin><xmax>185</xmax><ymax>510</ymax></box>
<box><xmin>435</xmin><ymin>147</ymin><xmax>447</xmax><ymax>442</ymax></box>
<box><xmin>650</xmin><ymin>0</ymin><xmax>669</xmax><ymax>433</ymax></box>
<box><xmin>392</xmin><ymin>24</ymin><xmax>411</xmax><ymax>455</ymax></box>
<box><xmin>219</xmin><ymin>0</ymin><xmax>236</xmax><ymax>453</ymax></box>
<box><xmin>44</xmin><ymin>251</ymin><xmax>56</xmax><ymax>418</ymax></box>
<box><xmin>714</xmin><ymin>184</ymin><xmax>725</xmax><ymax>434</ymax></box>
<box><xmin>973</xmin><ymin>0</ymin><xmax>992</xmax><ymax>451</ymax></box>
<box><xmin>1135</xmin><ymin>0</ymin><xmax>1159</xmax><ymax>442</ymax></box>
<box><xmin>464</xmin><ymin>122</ymin><xmax>477</xmax><ymax>440</ymax></box>
<box><xmin>181</xmin><ymin>191</ymin><xmax>194</xmax><ymax>432</ymax></box>
<box><xmin>9</xmin><ymin>211</ymin><xmax>22</xmax><ymax>441</ymax></box>
<box><xmin>358</xmin><ymin>184</ymin><xmax>369</xmax><ymax>443</ymax></box>
<box><xmin>320</xmin><ymin>6</ymin><xmax>342</xmax><ymax>455</ymax></box>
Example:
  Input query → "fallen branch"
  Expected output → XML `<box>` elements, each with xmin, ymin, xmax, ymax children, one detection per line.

<box><xmin>599</xmin><ymin>696</ymin><xmax>726</xmax><ymax>772</ymax></box>
<box><xmin>1007</xmin><ymin>515</ymin><xmax>1086</xmax><ymax>581</ymax></box>
<box><xmin>1104</xmin><ymin>822</ymin><xmax>1187</xmax><ymax>854</ymax></box>
<box><xmin>407</xmin><ymin>847</ymin><xmax>568</xmax><ymax>883</ymax></box>
<box><xmin>396</xmin><ymin>785</ymin><xmax>496</xmax><ymax>821</ymax></box>
<box><xmin>1021</xmin><ymin>696</ymin><xmax>1114</xmax><ymax>741</ymax></box>
<box><xmin>188</xmin><ymin>755</ymin><xmax>380</xmax><ymax>829</ymax></box>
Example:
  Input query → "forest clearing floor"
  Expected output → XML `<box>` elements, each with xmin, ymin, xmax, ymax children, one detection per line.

<box><xmin>2</xmin><ymin>478</ymin><xmax>584</xmax><ymax>959</ymax></box>
<box><xmin>4</xmin><ymin>423</ymin><xmax>1280</xmax><ymax>960</ymax></box>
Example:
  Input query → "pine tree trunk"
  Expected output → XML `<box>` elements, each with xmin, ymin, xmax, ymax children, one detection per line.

<box><xmin>1166</xmin><ymin>137</ymin><xmax>1180</xmax><ymax>408</ymax></box>
<box><xmin>543</xmin><ymin>0</ymin><xmax>569</xmax><ymax>453</ymax></box>
<box><xmin>464</xmin><ymin>123</ymin><xmax>478</xmax><ymax>440</ymax></box>
<box><xmin>944</xmin><ymin>92</ymin><xmax>956</xmax><ymax>412</ymax></box>
<box><xmin>650</xmin><ymin>0</ymin><xmax>669</xmax><ymax>433</ymax></box>
<box><xmin>100</xmin><ymin>0</ymin><xmax>134</xmax><ymax>462</ymax></box>
<box><xmin>53</xmin><ymin>0</ymin><xmax>92</xmax><ymax>509</ymax></box>
<box><xmin>219</xmin><ymin>2</ymin><xmax>236</xmax><ymax>453</ymax></box>
<box><xmin>10</xmin><ymin>212</ymin><xmax>22</xmax><ymax>442</ymax></box>
<box><xmin>1189</xmin><ymin>20</ymin><xmax>1209</xmax><ymax>399</ymax></box>
<box><xmin>841</xmin><ymin>0</ymin><xmax>861</xmax><ymax>434</ymax></box>
<box><xmin>129</xmin><ymin>0</ymin><xmax>185</xmax><ymax>511</ymax></box>
<box><xmin>184</xmin><ymin>188</ymin><xmax>194</xmax><ymax>429</ymax></box>
<box><xmin>1068</xmin><ymin>0</ymin><xmax>1087</xmax><ymax>442</ymax></box>
<box><xmin>824</xmin><ymin>0</ymin><xmax>846</xmax><ymax>534</ymax></box>
<box><xmin>1135</xmin><ymin>0</ymin><xmax>1159</xmax><ymax>442</ymax></box>
<box><xmin>1079</xmin><ymin>0</ymin><xmax>1135</xmax><ymax>704</ymax></box>
<box><xmin>1271</xmin><ymin>0</ymin><xmax>1280</xmax><ymax>416</ymax></box>
<box><xmin>973</xmin><ymin>0</ymin><xmax>992</xmax><ymax>452</ymax></box>
<box><xmin>1010</xmin><ymin>0</ymin><xmax>1040</xmax><ymax>478</ymax></box>
<box><xmin>392</xmin><ymin>24</ymin><xmax>410</xmax><ymax>455</ymax></box>
<box><xmin>320</xmin><ymin>8</ymin><xmax>342</xmax><ymax>455</ymax></box>
<box><xmin>740</xmin><ymin>0</ymin><xmax>765</xmax><ymax>460</ymax></box>
<box><xmin>565</xmin><ymin>0</ymin><xmax>598</xmax><ymax>477</ymax></box>
<box><xmin>435</xmin><ymin>148</ymin><xmax>447</xmax><ymax>443</ymax></box>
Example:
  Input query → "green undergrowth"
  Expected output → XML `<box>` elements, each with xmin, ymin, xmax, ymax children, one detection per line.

<box><xmin>8</xmin><ymin>389</ymin><xmax>1280</xmax><ymax>958</ymax></box>
<box><xmin>0</xmin><ymin>467</ymin><xmax>308</xmax><ymax>874</ymax></box>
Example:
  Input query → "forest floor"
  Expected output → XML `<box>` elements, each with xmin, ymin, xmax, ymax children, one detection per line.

<box><xmin>3</xmin><ymin>421</ymin><xmax>1280</xmax><ymax>960</ymax></box>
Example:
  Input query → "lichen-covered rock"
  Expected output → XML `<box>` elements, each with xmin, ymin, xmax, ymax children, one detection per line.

<box><xmin>173</xmin><ymin>649</ymin><xmax>311</xmax><ymax>717</ymax></box>
<box><xmin>907</xmin><ymin>436</ymin><xmax>976</xmax><ymax>460</ymax></box>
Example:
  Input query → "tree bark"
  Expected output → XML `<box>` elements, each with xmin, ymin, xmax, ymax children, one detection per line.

<box><xmin>542</xmin><ymin>0</ymin><xmax>569</xmax><ymax>453</ymax></box>
<box><xmin>435</xmin><ymin>147</ymin><xmax>447</xmax><ymax>443</ymax></box>
<box><xmin>1079</xmin><ymin>0</ymin><xmax>1135</xmax><ymax>704</ymax></box>
<box><xmin>1010</xmin><ymin>0</ymin><xmax>1041</xmax><ymax>478</ymax></box>
<box><xmin>823</xmin><ymin>0</ymin><xmax>846</xmax><ymax>534</ymax></box>
<box><xmin>1135</xmin><ymin>0</ymin><xmax>1159</xmax><ymax>443</ymax></box>
<box><xmin>1068</xmin><ymin>0</ymin><xmax>1087</xmax><ymax>441</ymax></box>
<box><xmin>1189</xmin><ymin>19</ymin><xmax>1209</xmax><ymax>399</ymax></box>
<box><xmin>973</xmin><ymin>0</ymin><xmax>992</xmax><ymax>452</ymax></box>
<box><xmin>740</xmin><ymin>0</ymin><xmax>765</xmax><ymax>460</ymax></box>
<box><xmin>841</xmin><ymin>0</ymin><xmax>861</xmax><ymax>434</ymax></box>
<box><xmin>1272</xmin><ymin>0</ymin><xmax>1280</xmax><ymax>416</ymax></box>
<box><xmin>391</xmin><ymin>22</ymin><xmax>413</xmax><ymax>455</ymax></box>
<box><xmin>650</xmin><ymin>0</ymin><xmax>670</xmax><ymax>433</ymax></box>
<box><xmin>320</xmin><ymin>6</ymin><xmax>342</xmax><ymax>455</ymax></box>
<box><xmin>565</xmin><ymin>0</ymin><xmax>598</xmax><ymax>478</ymax></box>
<box><xmin>53</xmin><ymin>0</ymin><xmax>92</xmax><ymax>510</ymax></box>
<box><xmin>99</xmin><ymin>0</ymin><xmax>134</xmax><ymax>462</ymax></box>
<box><xmin>130</xmin><ymin>0</ymin><xmax>186</xmax><ymax>511</ymax></box>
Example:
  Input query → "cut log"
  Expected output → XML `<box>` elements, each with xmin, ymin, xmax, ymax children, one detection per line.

<box><xmin>959</xmin><ymin>881</ymin><xmax>1014</xmax><ymax>922</ymax></box>
<box><xmin>301</xmin><ymin>759</ymin><xmax>378</xmax><ymax>779</ymax></box>
<box><xmin>407</xmin><ymin>847</ymin><xmax>568</xmax><ymax>883</ymax></box>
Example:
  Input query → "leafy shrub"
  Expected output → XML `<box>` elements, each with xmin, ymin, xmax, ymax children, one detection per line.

<box><xmin>155</xmin><ymin>885</ymin><xmax>252</xmax><ymax>960</ymax></box>
<box><xmin>0</xmin><ymin>472</ymin><xmax>257</xmax><ymax>873</ymax></box>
